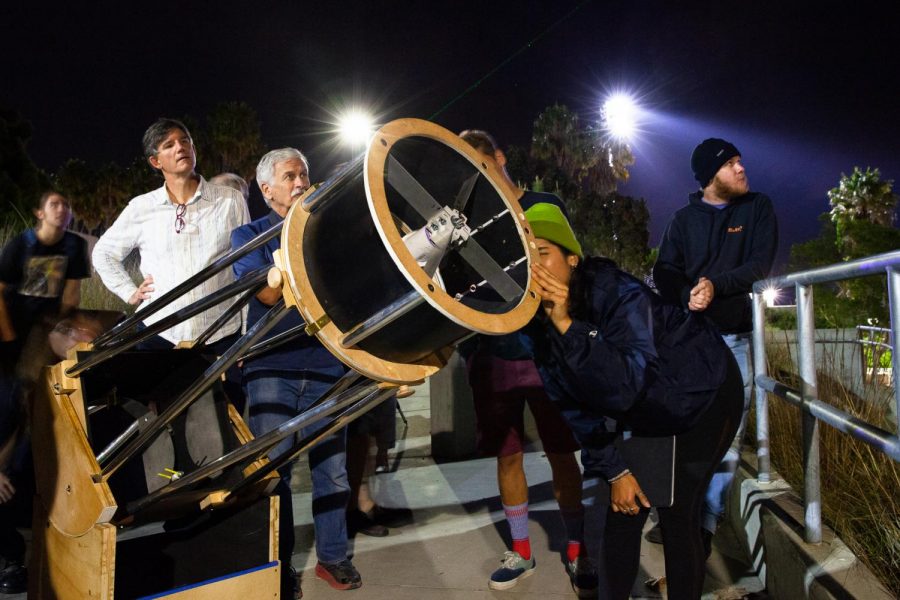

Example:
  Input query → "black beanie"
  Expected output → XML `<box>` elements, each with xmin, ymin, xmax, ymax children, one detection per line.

<box><xmin>691</xmin><ymin>138</ymin><xmax>740</xmax><ymax>187</ymax></box>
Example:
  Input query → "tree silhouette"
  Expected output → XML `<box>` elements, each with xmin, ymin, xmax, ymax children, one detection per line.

<box><xmin>516</xmin><ymin>104</ymin><xmax>649</xmax><ymax>277</ymax></box>
<box><xmin>828</xmin><ymin>167</ymin><xmax>897</xmax><ymax>256</ymax></box>
<box><xmin>47</xmin><ymin>101</ymin><xmax>266</xmax><ymax>233</ymax></box>
<box><xmin>0</xmin><ymin>107</ymin><xmax>50</xmax><ymax>228</ymax></box>
<box><xmin>55</xmin><ymin>158</ymin><xmax>100</xmax><ymax>232</ymax></box>
<box><xmin>790</xmin><ymin>168</ymin><xmax>900</xmax><ymax>327</ymax></box>
<box><xmin>196</xmin><ymin>101</ymin><xmax>266</xmax><ymax>182</ymax></box>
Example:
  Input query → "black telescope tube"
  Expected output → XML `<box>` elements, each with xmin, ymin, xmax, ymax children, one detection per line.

<box><xmin>301</xmin><ymin>153</ymin><xmax>365</xmax><ymax>213</ymax></box>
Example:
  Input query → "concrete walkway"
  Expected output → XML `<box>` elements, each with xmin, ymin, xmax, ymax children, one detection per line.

<box><xmin>288</xmin><ymin>387</ymin><xmax>766</xmax><ymax>600</ymax></box>
<box><xmin>5</xmin><ymin>385</ymin><xmax>766</xmax><ymax>599</ymax></box>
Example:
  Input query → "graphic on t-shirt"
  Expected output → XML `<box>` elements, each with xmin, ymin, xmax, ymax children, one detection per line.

<box><xmin>20</xmin><ymin>255</ymin><xmax>69</xmax><ymax>298</ymax></box>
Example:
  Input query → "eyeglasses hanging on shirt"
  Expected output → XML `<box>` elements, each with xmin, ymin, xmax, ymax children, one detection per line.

<box><xmin>175</xmin><ymin>203</ymin><xmax>187</xmax><ymax>233</ymax></box>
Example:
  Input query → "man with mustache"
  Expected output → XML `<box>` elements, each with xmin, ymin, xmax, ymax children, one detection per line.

<box><xmin>652</xmin><ymin>138</ymin><xmax>778</xmax><ymax>556</ymax></box>
<box><xmin>231</xmin><ymin>148</ymin><xmax>359</xmax><ymax>599</ymax></box>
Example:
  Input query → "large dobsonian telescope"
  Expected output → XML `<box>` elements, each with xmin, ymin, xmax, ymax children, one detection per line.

<box><xmin>30</xmin><ymin>119</ymin><xmax>541</xmax><ymax>598</ymax></box>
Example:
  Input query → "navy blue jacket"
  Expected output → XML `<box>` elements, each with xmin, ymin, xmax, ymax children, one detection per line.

<box><xmin>534</xmin><ymin>257</ymin><xmax>729</xmax><ymax>479</ymax></box>
<box><xmin>653</xmin><ymin>192</ymin><xmax>777</xmax><ymax>334</ymax></box>
<box><xmin>231</xmin><ymin>211</ymin><xmax>341</xmax><ymax>374</ymax></box>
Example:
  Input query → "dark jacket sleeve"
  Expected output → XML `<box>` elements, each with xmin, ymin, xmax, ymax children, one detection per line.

<box><xmin>708</xmin><ymin>194</ymin><xmax>778</xmax><ymax>296</ymax></box>
<box><xmin>549</xmin><ymin>287</ymin><xmax>656</xmax><ymax>417</ymax></box>
<box><xmin>653</xmin><ymin>218</ymin><xmax>693</xmax><ymax>308</ymax></box>
<box><xmin>536</xmin><ymin>360</ymin><xmax>631</xmax><ymax>481</ymax></box>
<box><xmin>231</xmin><ymin>224</ymin><xmax>264</xmax><ymax>279</ymax></box>
<box><xmin>581</xmin><ymin>442</ymin><xmax>630</xmax><ymax>482</ymax></box>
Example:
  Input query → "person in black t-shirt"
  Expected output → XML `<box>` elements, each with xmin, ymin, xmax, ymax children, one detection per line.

<box><xmin>0</xmin><ymin>190</ymin><xmax>88</xmax><ymax>594</ymax></box>
<box><xmin>0</xmin><ymin>191</ymin><xmax>89</xmax><ymax>352</ymax></box>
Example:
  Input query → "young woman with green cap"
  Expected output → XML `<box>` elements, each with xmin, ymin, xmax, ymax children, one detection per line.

<box><xmin>524</xmin><ymin>202</ymin><xmax>744</xmax><ymax>600</ymax></box>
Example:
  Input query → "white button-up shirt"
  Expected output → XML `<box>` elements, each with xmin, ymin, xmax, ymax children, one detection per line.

<box><xmin>93</xmin><ymin>177</ymin><xmax>250</xmax><ymax>345</ymax></box>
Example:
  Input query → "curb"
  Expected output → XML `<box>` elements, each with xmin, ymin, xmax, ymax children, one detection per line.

<box><xmin>728</xmin><ymin>453</ymin><xmax>893</xmax><ymax>599</ymax></box>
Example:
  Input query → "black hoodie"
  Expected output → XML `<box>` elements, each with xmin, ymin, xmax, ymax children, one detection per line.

<box><xmin>653</xmin><ymin>191</ymin><xmax>778</xmax><ymax>334</ymax></box>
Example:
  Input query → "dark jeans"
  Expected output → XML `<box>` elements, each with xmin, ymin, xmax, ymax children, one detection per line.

<box><xmin>603</xmin><ymin>355</ymin><xmax>744</xmax><ymax>600</ymax></box>
<box><xmin>244</xmin><ymin>366</ymin><xmax>349</xmax><ymax>566</ymax></box>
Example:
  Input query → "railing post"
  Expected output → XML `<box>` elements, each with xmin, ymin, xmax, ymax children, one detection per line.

<box><xmin>796</xmin><ymin>283</ymin><xmax>822</xmax><ymax>543</ymax></box>
<box><xmin>888</xmin><ymin>266</ymin><xmax>900</xmax><ymax>429</ymax></box>
<box><xmin>752</xmin><ymin>291</ymin><xmax>771</xmax><ymax>482</ymax></box>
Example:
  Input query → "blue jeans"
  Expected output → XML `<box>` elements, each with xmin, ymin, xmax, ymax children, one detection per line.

<box><xmin>702</xmin><ymin>332</ymin><xmax>752</xmax><ymax>533</ymax></box>
<box><xmin>244</xmin><ymin>366</ymin><xmax>349</xmax><ymax>565</ymax></box>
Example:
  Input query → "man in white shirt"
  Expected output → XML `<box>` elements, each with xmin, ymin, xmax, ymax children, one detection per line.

<box><xmin>93</xmin><ymin>118</ymin><xmax>250</xmax><ymax>349</ymax></box>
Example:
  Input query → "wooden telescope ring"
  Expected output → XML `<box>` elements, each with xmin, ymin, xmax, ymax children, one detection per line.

<box><xmin>280</xmin><ymin>118</ymin><xmax>541</xmax><ymax>384</ymax></box>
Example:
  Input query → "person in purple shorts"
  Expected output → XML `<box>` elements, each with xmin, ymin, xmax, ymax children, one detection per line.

<box><xmin>457</xmin><ymin>130</ymin><xmax>598</xmax><ymax>598</ymax></box>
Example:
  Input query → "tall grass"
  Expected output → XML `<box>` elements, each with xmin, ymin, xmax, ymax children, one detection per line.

<box><xmin>80</xmin><ymin>273</ymin><xmax>131</xmax><ymax>313</ymax></box>
<box><xmin>754</xmin><ymin>336</ymin><xmax>900</xmax><ymax>596</ymax></box>
<box><xmin>1</xmin><ymin>222</ymin><xmax>16</xmax><ymax>249</ymax></box>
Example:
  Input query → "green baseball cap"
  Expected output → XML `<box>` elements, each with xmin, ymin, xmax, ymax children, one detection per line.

<box><xmin>524</xmin><ymin>202</ymin><xmax>583</xmax><ymax>258</ymax></box>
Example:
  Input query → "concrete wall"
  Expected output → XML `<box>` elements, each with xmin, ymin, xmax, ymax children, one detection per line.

<box><xmin>728</xmin><ymin>454</ymin><xmax>893</xmax><ymax>600</ymax></box>
<box><xmin>428</xmin><ymin>350</ymin><xmax>477</xmax><ymax>460</ymax></box>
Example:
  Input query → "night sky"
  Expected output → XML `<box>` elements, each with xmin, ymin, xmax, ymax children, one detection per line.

<box><xmin>3</xmin><ymin>1</ymin><xmax>899</xmax><ymax>271</ymax></box>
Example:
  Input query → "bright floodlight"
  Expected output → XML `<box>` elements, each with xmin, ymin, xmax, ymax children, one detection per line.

<box><xmin>337</xmin><ymin>111</ymin><xmax>375</xmax><ymax>147</ymax></box>
<box><xmin>762</xmin><ymin>287</ymin><xmax>779</xmax><ymax>307</ymax></box>
<box><xmin>603</xmin><ymin>94</ymin><xmax>639</xmax><ymax>141</ymax></box>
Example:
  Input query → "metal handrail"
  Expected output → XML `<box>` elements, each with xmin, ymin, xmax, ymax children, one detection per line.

<box><xmin>856</xmin><ymin>325</ymin><xmax>894</xmax><ymax>353</ymax></box>
<box><xmin>751</xmin><ymin>249</ymin><xmax>900</xmax><ymax>544</ymax></box>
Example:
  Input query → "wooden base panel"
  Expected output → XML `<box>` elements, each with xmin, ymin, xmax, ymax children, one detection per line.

<box><xmin>139</xmin><ymin>562</ymin><xmax>279</xmax><ymax>600</ymax></box>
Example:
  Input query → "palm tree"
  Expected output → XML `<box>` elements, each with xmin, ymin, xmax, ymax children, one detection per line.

<box><xmin>828</xmin><ymin>167</ymin><xmax>896</xmax><ymax>227</ymax></box>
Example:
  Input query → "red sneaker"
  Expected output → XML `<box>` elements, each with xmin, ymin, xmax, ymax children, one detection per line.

<box><xmin>315</xmin><ymin>560</ymin><xmax>362</xmax><ymax>590</ymax></box>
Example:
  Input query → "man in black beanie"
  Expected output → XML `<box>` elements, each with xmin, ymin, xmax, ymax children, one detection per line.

<box><xmin>651</xmin><ymin>138</ymin><xmax>778</xmax><ymax>556</ymax></box>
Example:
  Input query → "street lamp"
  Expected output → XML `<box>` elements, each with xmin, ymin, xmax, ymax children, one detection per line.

<box><xmin>602</xmin><ymin>93</ymin><xmax>639</xmax><ymax>142</ymax></box>
<box><xmin>337</xmin><ymin>110</ymin><xmax>375</xmax><ymax>149</ymax></box>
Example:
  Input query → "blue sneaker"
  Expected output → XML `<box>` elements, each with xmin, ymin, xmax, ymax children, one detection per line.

<box><xmin>489</xmin><ymin>551</ymin><xmax>536</xmax><ymax>590</ymax></box>
<box><xmin>565</xmin><ymin>556</ymin><xmax>598</xmax><ymax>598</ymax></box>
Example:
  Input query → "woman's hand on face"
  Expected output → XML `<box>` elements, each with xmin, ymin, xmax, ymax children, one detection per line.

<box><xmin>530</xmin><ymin>263</ymin><xmax>572</xmax><ymax>335</ymax></box>
<box><xmin>610</xmin><ymin>473</ymin><xmax>651</xmax><ymax>516</ymax></box>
